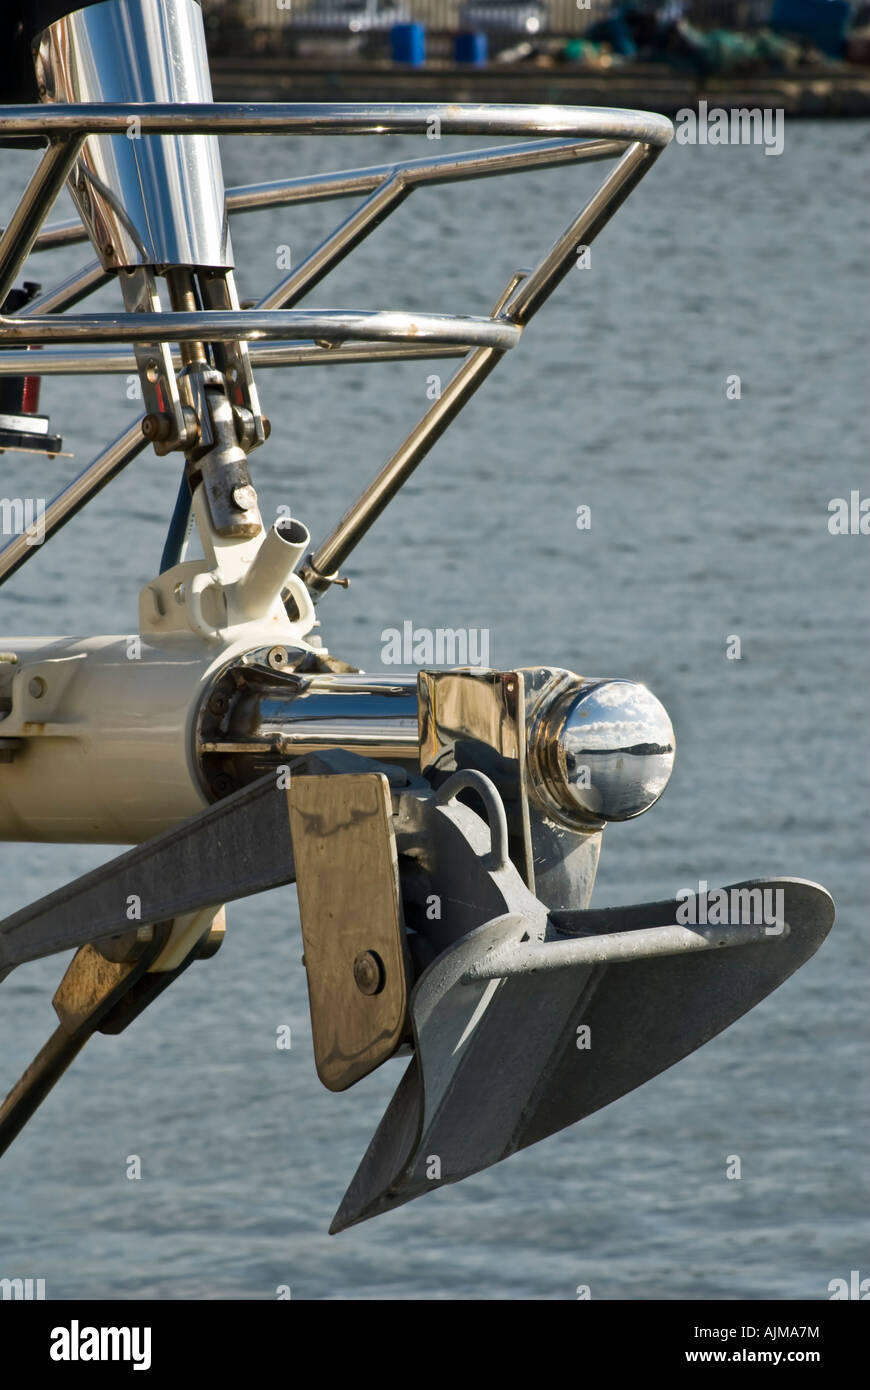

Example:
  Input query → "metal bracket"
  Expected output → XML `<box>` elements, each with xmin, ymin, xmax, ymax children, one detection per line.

<box><xmin>290</xmin><ymin>772</ymin><xmax>410</xmax><ymax>1091</ymax></box>
<box><xmin>198</xmin><ymin>268</ymin><xmax>266</xmax><ymax>449</ymax></box>
<box><xmin>418</xmin><ymin>666</ymin><xmax>602</xmax><ymax>910</ymax></box>
<box><xmin>118</xmin><ymin>266</ymin><xmax>195</xmax><ymax>455</ymax></box>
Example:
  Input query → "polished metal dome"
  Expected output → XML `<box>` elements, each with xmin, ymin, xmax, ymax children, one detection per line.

<box><xmin>528</xmin><ymin>677</ymin><xmax>675</xmax><ymax>826</ymax></box>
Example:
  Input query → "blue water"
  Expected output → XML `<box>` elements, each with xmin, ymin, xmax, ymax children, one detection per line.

<box><xmin>0</xmin><ymin>120</ymin><xmax>867</xmax><ymax>1299</ymax></box>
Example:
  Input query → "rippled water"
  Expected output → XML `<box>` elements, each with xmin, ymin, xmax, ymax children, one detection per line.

<box><xmin>0</xmin><ymin>121</ymin><xmax>867</xmax><ymax>1299</ymax></box>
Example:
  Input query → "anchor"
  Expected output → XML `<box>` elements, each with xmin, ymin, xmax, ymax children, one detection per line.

<box><xmin>0</xmin><ymin>0</ymin><xmax>833</xmax><ymax>1232</ymax></box>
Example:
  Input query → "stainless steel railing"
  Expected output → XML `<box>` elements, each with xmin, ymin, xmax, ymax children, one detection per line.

<box><xmin>0</xmin><ymin>102</ymin><xmax>672</xmax><ymax>591</ymax></box>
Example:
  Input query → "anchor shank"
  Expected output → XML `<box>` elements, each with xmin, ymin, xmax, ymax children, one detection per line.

<box><xmin>463</xmin><ymin>919</ymin><xmax>789</xmax><ymax>982</ymax></box>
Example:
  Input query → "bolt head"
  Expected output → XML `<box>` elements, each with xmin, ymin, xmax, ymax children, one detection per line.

<box><xmin>232</xmin><ymin>484</ymin><xmax>257</xmax><ymax>513</ymax></box>
<box><xmin>142</xmin><ymin>412</ymin><xmax>171</xmax><ymax>441</ymax></box>
<box><xmin>353</xmin><ymin>951</ymin><xmax>385</xmax><ymax>996</ymax></box>
<box><xmin>28</xmin><ymin>676</ymin><xmax>46</xmax><ymax>699</ymax></box>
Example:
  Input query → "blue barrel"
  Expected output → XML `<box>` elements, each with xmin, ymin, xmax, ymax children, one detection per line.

<box><xmin>391</xmin><ymin>23</ymin><xmax>426</xmax><ymax>66</ymax></box>
<box><xmin>454</xmin><ymin>32</ymin><xmax>488</xmax><ymax>66</ymax></box>
<box><xmin>770</xmin><ymin>0</ymin><xmax>850</xmax><ymax>57</ymax></box>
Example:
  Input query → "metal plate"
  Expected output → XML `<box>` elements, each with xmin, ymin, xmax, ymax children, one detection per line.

<box><xmin>417</xmin><ymin>667</ymin><xmax>603</xmax><ymax>909</ymax></box>
<box><xmin>289</xmin><ymin>773</ymin><xmax>408</xmax><ymax>1092</ymax></box>
<box><xmin>418</xmin><ymin>667</ymin><xmax>532</xmax><ymax>883</ymax></box>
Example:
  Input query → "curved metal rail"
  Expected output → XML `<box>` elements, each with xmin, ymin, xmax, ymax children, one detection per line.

<box><xmin>0</xmin><ymin>309</ymin><xmax>522</xmax><ymax>351</ymax></box>
<box><xmin>0</xmin><ymin>102</ymin><xmax>673</xmax><ymax>591</ymax></box>
<box><xmin>0</xmin><ymin>102</ymin><xmax>674</xmax><ymax>141</ymax></box>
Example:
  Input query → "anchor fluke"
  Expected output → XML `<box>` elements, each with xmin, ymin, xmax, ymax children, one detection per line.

<box><xmin>331</xmin><ymin>878</ymin><xmax>834</xmax><ymax>1232</ymax></box>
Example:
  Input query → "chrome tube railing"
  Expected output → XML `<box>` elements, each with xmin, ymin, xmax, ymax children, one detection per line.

<box><xmin>29</xmin><ymin>138</ymin><xmax>632</xmax><ymax>255</ymax></box>
<box><xmin>0</xmin><ymin>420</ymin><xmax>147</xmax><ymax>588</ymax></box>
<box><xmin>0</xmin><ymin>343</ymin><xmax>467</xmax><ymax>375</ymax></box>
<box><xmin>300</xmin><ymin>138</ymin><xmax>656</xmax><ymax>596</ymax></box>
<box><xmin>0</xmin><ymin>103</ymin><xmax>674</xmax><ymax>141</ymax></box>
<box><xmin>0</xmin><ymin>309</ymin><xmax>522</xmax><ymax>351</ymax></box>
<box><xmin>0</xmin><ymin>135</ymin><xmax>84</xmax><ymax>306</ymax></box>
<box><xmin>0</xmin><ymin>103</ymin><xmax>673</xmax><ymax>592</ymax></box>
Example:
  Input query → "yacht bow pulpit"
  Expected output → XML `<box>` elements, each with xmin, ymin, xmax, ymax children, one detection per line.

<box><xmin>0</xmin><ymin>0</ymin><xmax>833</xmax><ymax>1231</ymax></box>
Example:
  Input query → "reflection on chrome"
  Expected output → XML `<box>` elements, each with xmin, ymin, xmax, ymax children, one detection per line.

<box><xmin>528</xmin><ymin>677</ymin><xmax>675</xmax><ymax>826</ymax></box>
<box><xmin>35</xmin><ymin>0</ymin><xmax>230</xmax><ymax>270</ymax></box>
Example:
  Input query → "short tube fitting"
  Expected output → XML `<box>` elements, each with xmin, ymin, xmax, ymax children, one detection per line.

<box><xmin>235</xmin><ymin>518</ymin><xmax>310</xmax><ymax>620</ymax></box>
